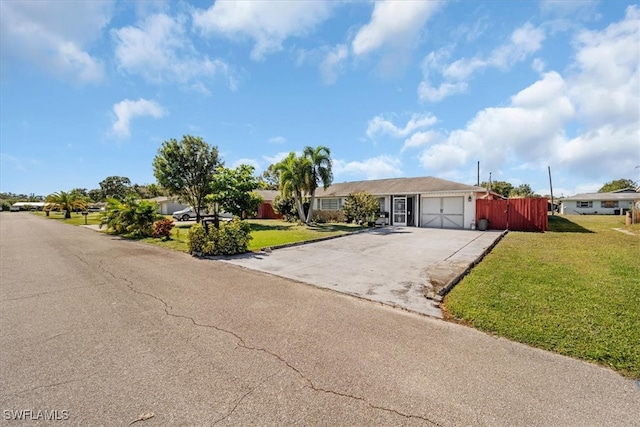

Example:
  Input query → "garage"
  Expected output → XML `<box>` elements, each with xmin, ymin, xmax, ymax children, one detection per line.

<box><xmin>421</xmin><ymin>197</ymin><xmax>465</xmax><ymax>229</ymax></box>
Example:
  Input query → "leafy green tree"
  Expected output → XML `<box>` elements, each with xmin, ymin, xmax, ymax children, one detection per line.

<box><xmin>88</xmin><ymin>188</ymin><xmax>104</xmax><ymax>202</ymax></box>
<box><xmin>259</xmin><ymin>164</ymin><xmax>280</xmax><ymax>190</ymax></box>
<box><xmin>209</xmin><ymin>165</ymin><xmax>263</xmax><ymax>218</ymax></box>
<box><xmin>481</xmin><ymin>180</ymin><xmax>513</xmax><ymax>198</ymax></box>
<box><xmin>302</xmin><ymin>145</ymin><xmax>333</xmax><ymax>224</ymax></box>
<box><xmin>275</xmin><ymin>152</ymin><xmax>310</xmax><ymax>222</ymax></box>
<box><xmin>509</xmin><ymin>184</ymin><xmax>536</xmax><ymax>198</ymax></box>
<box><xmin>598</xmin><ymin>179</ymin><xmax>637</xmax><ymax>193</ymax></box>
<box><xmin>342</xmin><ymin>192</ymin><xmax>380</xmax><ymax>225</ymax></box>
<box><xmin>45</xmin><ymin>191</ymin><xmax>88</xmax><ymax>219</ymax></box>
<box><xmin>99</xmin><ymin>176</ymin><xmax>132</xmax><ymax>201</ymax></box>
<box><xmin>153</xmin><ymin>135</ymin><xmax>222</xmax><ymax>223</ymax></box>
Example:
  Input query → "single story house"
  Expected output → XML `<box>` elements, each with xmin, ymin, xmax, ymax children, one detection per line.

<box><xmin>254</xmin><ymin>190</ymin><xmax>283</xmax><ymax>219</ymax></box>
<box><xmin>10</xmin><ymin>202</ymin><xmax>46</xmax><ymax>211</ymax></box>
<box><xmin>314</xmin><ymin>176</ymin><xmax>487</xmax><ymax>229</ymax></box>
<box><xmin>148</xmin><ymin>196</ymin><xmax>188</xmax><ymax>215</ymax></box>
<box><xmin>560</xmin><ymin>189</ymin><xmax>639</xmax><ymax>215</ymax></box>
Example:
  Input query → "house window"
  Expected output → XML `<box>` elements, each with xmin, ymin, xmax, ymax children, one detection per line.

<box><xmin>320</xmin><ymin>198</ymin><xmax>340</xmax><ymax>211</ymax></box>
<box><xmin>600</xmin><ymin>201</ymin><xmax>618</xmax><ymax>208</ymax></box>
<box><xmin>576</xmin><ymin>201</ymin><xmax>592</xmax><ymax>208</ymax></box>
<box><xmin>377</xmin><ymin>197</ymin><xmax>385</xmax><ymax>212</ymax></box>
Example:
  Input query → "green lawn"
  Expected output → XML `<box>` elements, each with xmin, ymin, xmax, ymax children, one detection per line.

<box><xmin>141</xmin><ymin>219</ymin><xmax>365</xmax><ymax>253</ymax></box>
<box><xmin>33</xmin><ymin>211</ymin><xmax>103</xmax><ymax>225</ymax></box>
<box><xmin>444</xmin><ymin>214</ymin><xmax>640</xmax><ymax>379</ymax></box>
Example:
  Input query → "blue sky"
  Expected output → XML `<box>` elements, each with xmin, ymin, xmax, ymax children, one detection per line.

<box><xmin>1</xmin><ymin>0</ymin><xmax>638</xmax><ymax>198</ymax></box>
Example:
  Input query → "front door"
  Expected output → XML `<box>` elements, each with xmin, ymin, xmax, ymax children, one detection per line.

<box><xmin>393</xmin><ymin>196</ymin><xmax>407</xmax><ymax>226</ymax></box>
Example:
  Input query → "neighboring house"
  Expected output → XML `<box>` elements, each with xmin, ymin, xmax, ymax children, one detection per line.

<box><xmin>255</xmin><ymin>190</ymin><xmax>282</xmax><ymax>219</ymax></box>
<box><xmin>10</xmin><ymin>202</ymin><xmax>46</xmax><ymax>211</ymax></box>
<box><xmin>560</xmin><ymin>188</ymin><xmax>639</xmax><ymax>215</ymax></box>
<box><xmin>148</xmin><ymin>196</ymin><xmax>188</xmax><ymax>215</ymax></box>
<box><xmin>314</xmin><ymin>176</ymin><xmax>487</xmax><ymax>229</ymax></box>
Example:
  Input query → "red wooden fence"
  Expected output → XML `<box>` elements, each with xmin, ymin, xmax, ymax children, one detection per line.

<box><xmin>476</xmin><ymin>198</ymin><xmax>548</xmax><ymax>231</ymax></box>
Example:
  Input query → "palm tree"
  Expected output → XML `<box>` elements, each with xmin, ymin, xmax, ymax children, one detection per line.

<box><xmin>302</xmin><ymin>145</ymin><xmax>333</xmax><ymax>224</ymax></box>
<box><xmin>45</xmin><ymin>191</ymin><xmax>88</xmax><ymax>219</ymax></box>
<box><xmin>275</xmin><ymin>152</ymin><xmax>309</xmax><ymax>222</ymax></box>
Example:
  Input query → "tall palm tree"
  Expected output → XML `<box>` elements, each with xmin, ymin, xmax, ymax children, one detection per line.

<box><xmin>275</xmin><ymin>152</ymin><xmax>310</xmax><ymax>222</ymax></box>
<box><xmin>45</xmin><ymin>191</ymin><xmax>88</xmax><ymax>219</ymax></box>
<box><xmin>303</xmin><ymin>145</ymin><xmax>333</xmax><ymax>224</ymax></box>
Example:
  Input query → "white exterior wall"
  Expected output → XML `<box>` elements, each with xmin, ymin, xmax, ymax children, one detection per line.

<box><xmin>418</xmin><ymin>192</ymin><xmax>476</xmax><ymax>229</ymax></box>
<box><xmin>561</xmin><ymin>200</ymin><xmax>633</xmax><ymax>215</ymax></box>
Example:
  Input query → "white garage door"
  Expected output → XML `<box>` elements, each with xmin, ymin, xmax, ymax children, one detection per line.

<box><xmin>421</xmin><ymin>197</ymin><xmax>464</xmax><ymax>229</ymax></box>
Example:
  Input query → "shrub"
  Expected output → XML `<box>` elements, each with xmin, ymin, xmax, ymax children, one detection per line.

<box><xmin>312</xmin><ymin>210</ymin><xmax>346</xmax><ymax>223</ymax></box>
<box><xmin>152</xmin><ymin>218</ymin><xmax>175</xmax><ymax>239</ymax></box>
<box><xmin>188</xmin><ymin>218</ymin><xmax>252</xmax><ymax>256</ymax></box>
<box><xmin>342</xmin><ymin>192</ymin><xmax>380</xmax><ymax>225</ymax></box>
<box><xmin>100</xmin><ymin>196</ymin><xmax>160</xmax><ymax>237</ymax></box>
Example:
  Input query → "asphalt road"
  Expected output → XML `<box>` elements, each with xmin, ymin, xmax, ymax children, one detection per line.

<box><xmin>1</xmin><ymin>213</ymin><xmax>638</xmax><ymax>426</ymax></box>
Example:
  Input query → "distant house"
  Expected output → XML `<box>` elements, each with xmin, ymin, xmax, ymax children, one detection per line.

<box><xmin>254</xmin><ymin>190</ymin><xmax>282</xmax><ymax>219</ymax></box>
<box><xmin>560</xmin><ymin>189</ymin><xmax>639</xmax><ymax>215</ymax></box>
<box><xmin>314</xmin><ymin>176</ymin><xmax>487</xmax><ymax>229</ymax></box>
<box><xmin>148</xmin><ymin>196</ymin><xmax>188</xmax><ymax>215</ymax></box>
<box><xmin>10</xmin><ymin>202</ymin><xmax>46</xmax><ymax>211</ymax></box>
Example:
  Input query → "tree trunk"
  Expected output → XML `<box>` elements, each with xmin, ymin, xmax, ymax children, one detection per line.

<box><xmin>294</xmin><ymin>193</ymin><xmax>306</xmax><ymax>223</ymax></box>
<box><xmin>306</xmin><ymin>191</ymin><xmax>316</xmax><ymax>224</ymax></box>
<box><xmin>65</xmin><ymin>210</ymin><xmax>71</xmax><ymax>219</ymax></box>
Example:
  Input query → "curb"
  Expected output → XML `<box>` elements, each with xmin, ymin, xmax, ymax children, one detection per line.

<box><xmin>434</xmin><ymin>230</ymin><xmax>509</xmax><ymax>302</ymax></box>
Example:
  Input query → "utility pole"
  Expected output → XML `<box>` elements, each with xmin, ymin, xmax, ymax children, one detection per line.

<box><xmin>548</xmin><ymin>166</ymin><xmax>555</xmax><ymax>216</ymax></box>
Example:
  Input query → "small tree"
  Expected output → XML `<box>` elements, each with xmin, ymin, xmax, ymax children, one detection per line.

<box><xmin>209</xmin><ymin>165</ymin><xmax>263</xmax><ymax>218</ymax></box>
<box><xmin>342</xmin><ymin>192</ymin><xmax>380</xmax><ymax>225</ymax></box>
<box><xmin>153</xmin><ymin>135</ymin><xmax>221</xmax><ymax>223</ymax></box>
<box><xmin>100</xmin><ymin>195</ymin><xmax>160</xmax><ymax>237</ymax></box>
<box><xmin>45</xmin><ymin>191</ymin><xmax>88</xmax><ymax>219</ymax></box>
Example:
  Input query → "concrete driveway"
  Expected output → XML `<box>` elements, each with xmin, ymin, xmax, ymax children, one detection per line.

<box><xmin>222</xmin><ymin>227</ymin><xmax>504</xmax><ymax>317</ymax></box>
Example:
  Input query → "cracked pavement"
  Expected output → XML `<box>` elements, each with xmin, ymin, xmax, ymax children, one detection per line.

<box><xmin>1</xmin><ymin>213</ymin><xmax>639</xmax><ymax>426</ymax></box>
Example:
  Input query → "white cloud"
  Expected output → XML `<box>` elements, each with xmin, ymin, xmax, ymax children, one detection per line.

<box><xmin>193</xmin><ymin>1</ymin><xmax>334</xmax><ymax>60</ymax></box>
<box><xmin>366</xmin><ymin>113</ymin><xmax>437</xmax><ymax>139</ymax></box>
<box><xmin>112</xmin><ymin>99</ymin><xmax>166</xmax><ymax>138</ymax></box>
<box><xmin>320</xmin><ymin>44</ymin><xmax>349</xmax><ymax>85</ymax></box>
<box><xmin>419</xmin><ymin>23</ymin><xmax>545</xmax><ymax>102</ymax></box>
<box><xmin>268</xmin><ymin>136</ymin><xmax>286</xmax><ymax>144</ymax></box>
<box><xmin>416</xmin><ymin>7</ymin><xmax>640</xmax><ymax>188</ymax></box>
<box><xmin>352</xmin><ymin>0</ymin><xmax>442</xmax><ymax>56</ymax></box>
<box><xmin>402</xmin><ymin>130</ymin><xmax>440</xmax><ymax>152</ymax></box>
<box><xmin>334</xmin><ymin>156</ymin><xmax>403</xmax><ymax>180</ymax></box>
<box><xmin>262</xmin><ymin>151</ymin><xmax>293</xmax><ymax>165</ymax></box>
<box><xmin>112</xmin><ymin>13</ymin><xmax>233</xmax><ymax>89</ymax></box>
<box><xmin>0</xmin><ymin>1</ymin><xmax>111</xmax><ymax>83</ymax></box>
<box><xmin>568</xmin><ymin>5</ymin><xmax>640</xmax><ymax>128</ymax></box>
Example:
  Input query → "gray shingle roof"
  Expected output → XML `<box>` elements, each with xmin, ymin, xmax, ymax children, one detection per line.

<box><xmin>561</xmin><ymin>191</ymin><xmax>640</xmax><ymax>201</ymax></box>
<box><xmin>316</xmin><ymin>176</ymin><xmax>485</xmax><ymax>197</ymax></box>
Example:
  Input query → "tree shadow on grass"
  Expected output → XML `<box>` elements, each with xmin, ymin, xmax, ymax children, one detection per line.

<box><xmin>548</xmin><ymin>216</ymin><xmax>594</xmax><ymax>233</ymax></box>
<box><xmin>249</xmin><ymin>222</ymin><xmax>295</xmax><ymax>232</ymax></box>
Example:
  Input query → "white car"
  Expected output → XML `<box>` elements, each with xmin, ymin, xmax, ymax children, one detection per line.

<box><xmin>172</xmin><ymin>207</ymin><xmax>233</xmax><ymax>221</ymax></box>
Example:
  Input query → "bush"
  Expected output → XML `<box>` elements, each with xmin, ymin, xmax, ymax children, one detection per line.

<box><xmin>312</xmin><ymin>210</ymin><xmax>346</xmax><ymax>223</ymax></box>
<box><xmin>342</xmin><ymin>192</ymin><xmax>380</xmax><ymax>225</ymax></box>
<box><xmin>152</xmin><ymin>218</ymin><xmax>175</xmax><ymax>239</ymax></box>
<box><xmin>188</xmin><ymin>218</ymin><xmax>252</xmax><ymax>256</ymax></box>
<box><xmin>100</xmin><ymin>196</ymin><xmax>160</xmax><ymax>237</ymax></box>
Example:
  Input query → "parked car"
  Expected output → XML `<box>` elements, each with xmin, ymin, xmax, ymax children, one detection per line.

<box><xmin>172</xmin><ymin>207</ymin><xmax>234</xmax><ymax>221</ymax></box>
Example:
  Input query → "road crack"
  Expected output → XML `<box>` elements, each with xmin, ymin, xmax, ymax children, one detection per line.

<box><xmin>104</xmin><ymin>264</ymin><xmax>442</xmax><ymax>426</ymax></box>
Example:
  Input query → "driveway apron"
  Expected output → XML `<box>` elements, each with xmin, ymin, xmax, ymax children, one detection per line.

<box><xmin>222</xmin><ymin>227</ymin><xmax>504</xmax><ymax>317</ymax></box>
